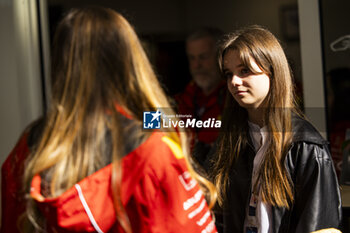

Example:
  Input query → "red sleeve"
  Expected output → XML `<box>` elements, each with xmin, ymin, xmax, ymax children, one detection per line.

<box><xmin>126</xmin><ymin>137</ymin><xmax>217</xmax><ymax>233</ymax></box>
<box><xmin>1</xmin><ymin>133</ymin><xmax>30</xmax><ymax>233</ymax></box>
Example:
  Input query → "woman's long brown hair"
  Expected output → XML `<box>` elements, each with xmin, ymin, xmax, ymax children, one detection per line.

<box><xmin>213</xmin><ymin>25</ymin><xmax>298</xmax><ymax>208</ymax></box>
<box><xmin>23</xmin><ymin>7</ymin><xmax>216</xmax><ymax>232</ymax></box>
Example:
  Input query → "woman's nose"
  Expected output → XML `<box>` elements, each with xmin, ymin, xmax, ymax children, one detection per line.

<box><xmin>231</xmin><ymin>75</ymin><xmax>243</xmax><ymax>86</ymax></box>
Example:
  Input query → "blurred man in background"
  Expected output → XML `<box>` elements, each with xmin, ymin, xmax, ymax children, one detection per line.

<box><xmin>176</xmin><ymin>27</ymin><xmax>226</xmax><ymax>167</ymax></box>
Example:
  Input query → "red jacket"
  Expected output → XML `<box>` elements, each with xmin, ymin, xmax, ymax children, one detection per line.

<box><xmin>2</xmin><ymin>129</ymin><xmax>217</xmax><ymax>233</ymax></box>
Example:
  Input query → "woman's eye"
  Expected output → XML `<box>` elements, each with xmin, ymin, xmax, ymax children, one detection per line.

<box><xmin>240</xmin><ymin>68</ymin><xmax>250</xmax><ymax>75</ymax></box>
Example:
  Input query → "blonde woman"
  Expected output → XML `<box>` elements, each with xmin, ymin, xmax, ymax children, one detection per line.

<box><xmin>209</xmin><ymin>26</ymin><xmax>341</xmax><ymax>232</ymax></box>
<box><xmin>1</xmin><ymin>7</ymin><xmax>217</xmax><ymax>233</ymax></box>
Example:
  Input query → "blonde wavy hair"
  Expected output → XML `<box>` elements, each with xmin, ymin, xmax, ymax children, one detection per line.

<box><xmin>23</xmin><ymin>6</ymin><xmax>216</xmax><ymax>232</ymax></box>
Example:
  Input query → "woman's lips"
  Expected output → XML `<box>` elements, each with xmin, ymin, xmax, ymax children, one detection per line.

<box><xmin>234</xmin><ymin>90</ymin><xmax>247</xmax><ymax>96</ymax></box>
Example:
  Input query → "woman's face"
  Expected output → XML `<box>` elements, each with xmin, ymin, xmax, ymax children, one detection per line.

<box><xmin>223</xmin><ymin>49</ymin><xmax>270</xmax><ymax>110</ymax></box>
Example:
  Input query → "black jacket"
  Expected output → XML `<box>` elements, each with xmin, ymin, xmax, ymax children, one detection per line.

<box><xmin>214</xmin><ymin>116</ymin><xmax>342</xmax><ymax>233</ymax></box>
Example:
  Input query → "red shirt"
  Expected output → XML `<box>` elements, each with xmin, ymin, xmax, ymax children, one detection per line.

<box><xmin>176</xmin><ymin>81</ymin><xmax>226</xmax><ymax>145</ymax></box>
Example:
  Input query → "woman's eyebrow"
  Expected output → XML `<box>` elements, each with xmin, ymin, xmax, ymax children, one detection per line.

<box><xmin>235</xmin><ymin>63</ymin><xmax>245</xmax><ymax>69</ymax></box>
<box><xmin>223</xmin><ymin>63</ymin><xmax>245</xmax><ymax>73</ymax></box>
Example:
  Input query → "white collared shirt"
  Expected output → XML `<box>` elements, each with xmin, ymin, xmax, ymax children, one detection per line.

<box><xmin>243</xmin><ymin>121</ymin><xmax>272</xmax><ymax>233</ymax></box>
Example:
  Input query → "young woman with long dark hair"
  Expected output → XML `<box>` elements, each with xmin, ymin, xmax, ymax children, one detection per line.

<box><xmin>209</xmin><ymin>25</ymin><xmax>341</xmax><ymax>233</ymax></box>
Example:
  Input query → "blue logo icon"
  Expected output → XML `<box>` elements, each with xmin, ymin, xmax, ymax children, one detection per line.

<box><xmin>143</xmin><ymin>110</ymin><xmax>161</xmax><ymax>129</ymax></box>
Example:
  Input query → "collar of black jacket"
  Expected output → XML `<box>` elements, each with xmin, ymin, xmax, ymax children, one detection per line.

<box><xmin>291</xmin><ymin>115</ymin><xmax>327</xmax><ymax>145</ymax></box>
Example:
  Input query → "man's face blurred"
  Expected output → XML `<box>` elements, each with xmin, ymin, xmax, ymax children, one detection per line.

<box><xmin>186</xmin><ymin>37</ymin><xmax>221</xmax><ymax>93</ymax></box>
